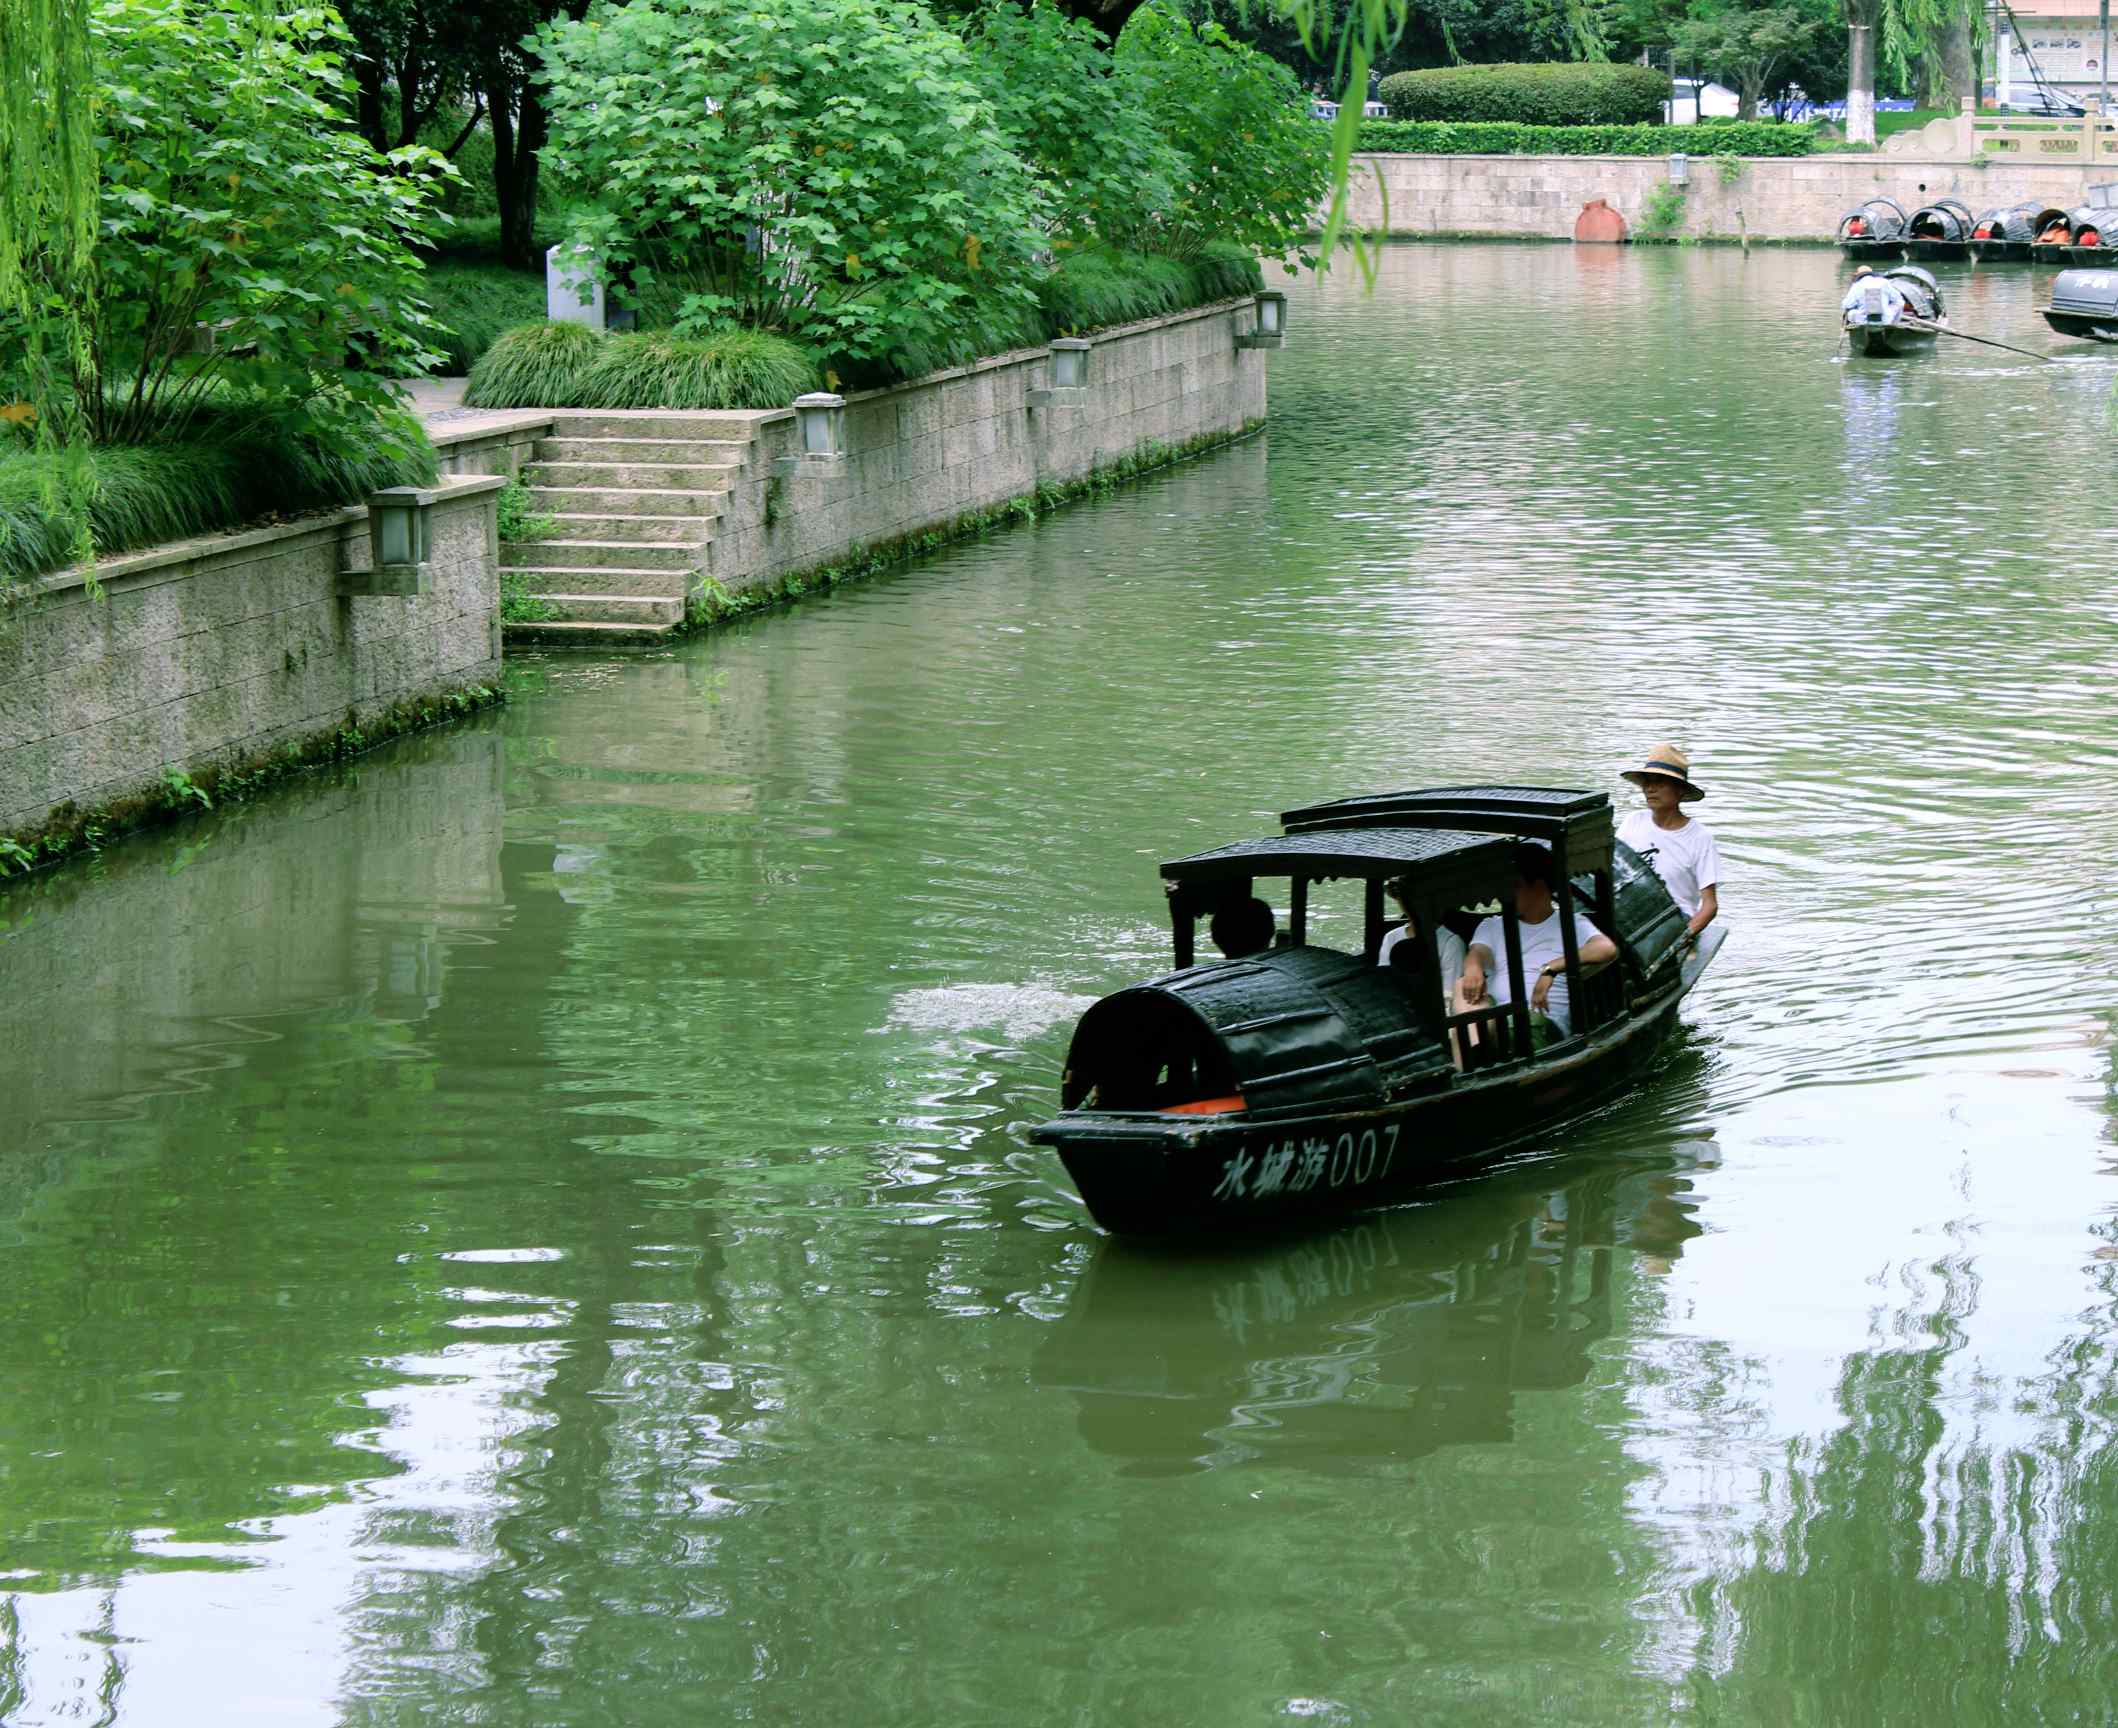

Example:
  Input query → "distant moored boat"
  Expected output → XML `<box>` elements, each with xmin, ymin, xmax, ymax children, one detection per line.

<box><xmin>1837</xmin><ymin>197</ymin><xmax>1909</xmax><ymax>262</ymax></box>
<box><xmin>1969</xmin><ymin>200</ymin><xmax>2045</xmax><ymax>263</ymax></box>
<box><xmin>1906</xmin><ymin>197</ymin><xmax>1977</xmax><ymax>262</ymax></box>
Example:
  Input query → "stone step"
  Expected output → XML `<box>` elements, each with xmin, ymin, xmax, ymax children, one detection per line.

<box><xmin>539</xmin><ymin>512</ymin><xmax>717</xmax><ymax>545</ymax></box>
<box><xmin>499</xmin><ymin>564</ymin><xmax>687</xmax><ymax>599</ymax></box>
<box><xmin>525</xmin><ymin>485</ymin><xmax>729</xmax><ymax>518</ymax></box>
<box><xmin>533</xmin><ymin>436</ymin><xmax>750</xmax><ymax>466</ymax></box>
<box><xmin>503</xmin><ymin>616</ymin><xmax>681</xmax><ymax>648</ymax></box>
<box><xmin>501</xmin><ymin>538</ymin><xmax>697</xmax><ymax>573</ymax></box>
<box><xmin>547</xmin><ymin>413</ymin><xmax>763</xmax><ymax>441</ymax></box>
<box><xmin>524</xmin><ymin>460</ymin><xmax>739</xmax><ymax>492</ymax></box>
<box><xmin>517</xmin><ymin>592</ymin><xmax>685</xmax><ymax>627</ymax></box>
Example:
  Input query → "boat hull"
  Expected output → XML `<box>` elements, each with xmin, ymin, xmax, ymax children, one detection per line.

<box><xmin>1971</xmin><ymin>239</ymin><xmax>2031</xmax><ymax>263</ymax></box>
<box><xmin>1033</xmin><ymin>933</ymin><xmax>1724</xmax><ymax>1236</ymax></box>
<box><xmin>1845</xmin><ymin>321</ymin><xmax>1937</xmax><ymax>356</ymax></box>
<box><xmin>1906</xmin><ymin>239</ymin><xmax>1970</xmax><ymax>263</ymax></box>
<box><xmin>1840</xmin><ymin>239</ymin><xmax>1907</xmax><ymax>263</ymax></box>
<box><xmin>2043</xmin><ymin>310</ymin><xmax>2118</xmax><ymax>340</ymax></box>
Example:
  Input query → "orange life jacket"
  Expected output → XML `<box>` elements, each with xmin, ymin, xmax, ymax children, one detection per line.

<box><xmin>2081</xmin><ymin>228</ymin><xmax>2102</xmax><ymax>246</ymax></box>
<box><xmin>1848</xmin><ymin>218</ymin><xmax>1867</xmax><ymax>236</ymax></box>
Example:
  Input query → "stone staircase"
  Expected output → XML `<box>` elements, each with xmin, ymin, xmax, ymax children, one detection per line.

<box><xmin>502</xmin><ymin>413</ymin><xmax>758</xmax><ymax>646</ymax></box>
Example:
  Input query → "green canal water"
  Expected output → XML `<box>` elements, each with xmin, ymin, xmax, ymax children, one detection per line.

<box><xmin>7</xmin><ymin>246</ymin><xmax>2118</xmax><ymax>1723</ymax></box>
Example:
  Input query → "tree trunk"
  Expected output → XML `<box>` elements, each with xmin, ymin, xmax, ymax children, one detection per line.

<box><xmin>1847</xmin><ymin>15</ymin><xmax>1876</xmax><ymax>147</ymax></box>
<box><xmin>1049</xmin><ymin>0</ymin><xmax>1146</xmax><ymax>42</ymax></box>
<box><xmin>1937</xmin><ymin>15</ymin><xmax>1976</xmax><ymax>108</ymax></box>
<box><xmin>490</xmin><ymin>66</ymin><xmax>547</xmax><ymax>272</ymax></box>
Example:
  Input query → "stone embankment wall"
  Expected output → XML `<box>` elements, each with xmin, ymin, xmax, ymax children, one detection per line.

<box><xmin>708</xmin><ymin>297</ymin><xmax>1269</xmax><ymax>594</ymax></box>
<box><xmin>1340</xmin><ymin>154</ymin><xmax>2117</xmax><ymax>243</ymax></box>
<box><xmin>0</xmin><ymin>475</ymin><xmax>504</xmax><ymax>843</ymax></box>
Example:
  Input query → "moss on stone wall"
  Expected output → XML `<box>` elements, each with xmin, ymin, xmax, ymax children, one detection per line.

<box><xmin>0</xmin><ymin>681</ymin><xmax>506</xmax><ymax>890</ymax></box>
<box><xmin>683</xmin><ymin>417</ymin><xmax>1267</xmax><ymax>630</ymax></box>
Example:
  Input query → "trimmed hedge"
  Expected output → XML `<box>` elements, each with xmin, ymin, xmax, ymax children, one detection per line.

<box><xmin>0</xmin><ymin>408</ymin><xmax>435</xmax><ymax>587</ymax></box>
<box><xmin>1378</xmin><ymin>62</ymin><xmax>1671</xmax><ymax>126</ymax></box>
<box><xmin>1354</xmin><ymin>118</ymin><xmax>1818</xmax><ymax>157</ymax></box>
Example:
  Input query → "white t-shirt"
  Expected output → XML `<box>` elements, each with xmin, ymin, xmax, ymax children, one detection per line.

<box><xmin>1466</xmin><ymin>908</ymin><xmax>1604</xmax><ymax>1036</ymax></box>
<box><xmin>1619</xmin><ymin>809</ymin><xmax>1721</xmax><ymax>920</ymax></box>
<box><xmin>1378</xmin><ymin>923</ymin><xmax>1466</xmax><ymax>993</ymax></box>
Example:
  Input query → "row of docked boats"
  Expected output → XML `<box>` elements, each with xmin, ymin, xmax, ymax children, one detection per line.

<box><xmin>1838</xmin><ymin>194</ymin><xmax>2116</xmax><ymax>265</ymax></box>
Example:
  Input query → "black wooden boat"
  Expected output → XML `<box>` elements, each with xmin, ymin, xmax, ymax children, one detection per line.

<box><xmin>2031</xmin><ymin>206</ymin><xmax>2085</xmax><ymax>264</ymax></box>
<box><xmin>1905</xmin><ymin>197</ymin><xmax>1976</xmax><ymax>262</ymax></box>
<box><xmin>1969</xmin><ymin>200</ymin><xmax>2046</xmax><ymax>262</ymax></box>
<box><xmin>1836</xmin><ymin>197</ymin><xmax>1908</xmax><ymax>261</ymax></box>
<box><xmin>1028</xmin><ymin>786</ymin><xmax>1725</xmax><ymax>1236</ymax></box>
<box><xmin>2042</xmin><ymin>267</ymin><xmax>2118</xmax><ymax>339</ymax></box>
<box><xmin>2059</xmin><ymin>203</ymin><xmax>2115</xmax><ymax>267</ymax></box>
<box><xmin>1843</xmin><ymin>264</ymin><xmax>1946</xmax><ymax>356</ymax></box>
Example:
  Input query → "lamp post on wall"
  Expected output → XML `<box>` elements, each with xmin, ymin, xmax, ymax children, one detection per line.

<box><xmin>1236</xmin><ymin>290</ymin><xmax>1288</xmax><ymax>349</ymax></box>
<box><xmin>774</xmin><ymin>392</ymin><xmax>850</xmax><ymax>476</ymax></box>
<box><xmin>1026</xmin><ymin>338</ymin><xmax>1091</xmax><ymax>407</ymax></box>
<box><xmin>340</xmin><ymin>486</ymin><xmax>438</xmax><ymax>596</ymax></box>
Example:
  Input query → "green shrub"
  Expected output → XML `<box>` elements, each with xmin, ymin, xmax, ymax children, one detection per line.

<box><xmin>462</xmin><ymin>321</ymin><xmax>604</xmax><ymax>409</ymax></box>
<box><xmin>1115</xmin><ymin>6</ymin><xmax>1328</xmax><ymax>261</ymax></box>
<box><xmin>1377</xmin><ymin>62</ymin><xmax>1671</xmax><ymax>126</ymax></box>
<box><xmin>1354</xmin><ymin>118</ymin><xmax>1816</xmax><ymax>157</ymax></box>
<box><xmin>0</xmin><ymin>407</ymin><xmax>434</xmax><ymax>587</ymax></box>
<box><xmin>573</xmin><ymin>332</ymin><xmax>818</xmax><ymax>410</ymax></box>
<box><xmin>536</xmin><ymin>0</ymin><xmax>1043</xmax><ymax>367</ymax></box>
<box><xmin>965</xmin><ymin>1</ymin><xmax>1185</xmax><ymax>246</ymax></box>
<box><xmin>422</xmin><ymin>262</ymin><xmax>548</xmax><ymax>373</ymax></box>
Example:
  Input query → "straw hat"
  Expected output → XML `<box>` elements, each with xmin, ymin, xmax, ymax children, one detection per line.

<box><xmin>1621</xmin><ymin>743</ymin><xmax>1704</xmax><ymax>802</ymax></box>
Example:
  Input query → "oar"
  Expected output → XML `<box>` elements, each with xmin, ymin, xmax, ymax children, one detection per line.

<box><xmin>1899</xmin><ymin>318</ymin><xmax>2055</xmax><ymax>362</ymax></box>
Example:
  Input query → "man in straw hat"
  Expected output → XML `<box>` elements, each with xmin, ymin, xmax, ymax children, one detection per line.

<box><xmin>1618</xmin><ymin>744</ymin><xmax>1720</xmax><ymax>941</ymax></box>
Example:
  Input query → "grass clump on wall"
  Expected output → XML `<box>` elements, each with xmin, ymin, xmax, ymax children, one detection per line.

<box><xmin>0</xmin><ymin>408</ymin><xmax>436</xmax><ymax>587</ymax></box>
<box><xmin>465</xmin><ymin>326</ymin><xmax>817</xmax><ymax>410</ymax></box>
<box><xmin>461</xmin><ymin>321</ymin><xmax>604</xmax><ymax>408</ymax></box>
<box><xmin>575</xmin><ymin>331</ymin><xmax>818</xmax><ymax>410</ymax></box>
<box><xmin>1039</xmin><ymin>243</ymin><xmax>1262</xmax><ymax>336</ymax></box>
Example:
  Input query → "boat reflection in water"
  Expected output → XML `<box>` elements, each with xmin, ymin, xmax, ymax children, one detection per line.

<box><xmin>1035</xmin><ymin>1151</ymin><xmax>1709</xmax><ymax>1477</ymax></box>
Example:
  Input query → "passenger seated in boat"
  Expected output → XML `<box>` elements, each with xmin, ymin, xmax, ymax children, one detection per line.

<box><xmin>2039</xmin><ymin>221</ymin><xmax>2071</xmax><ymax>245</ymax></box>
<box><xmin>1455</xmin><ymin>844</ymin><xmax>1617</xmax><ymax>1042</ymax></box>
<box><xmin>1208</xmin><ymin>895</ymin><xmax>1275</xmax><ymax>960</ymax></box>
<box><xmin>1376</xmin><ymin>875</ymin><xmax>1466</xmax><ymax>1002</ymax></box>
<box><xmin>1841</xmin><ymin>266</ymin><xmax>1907</xmax><ymax>321</ymax></box>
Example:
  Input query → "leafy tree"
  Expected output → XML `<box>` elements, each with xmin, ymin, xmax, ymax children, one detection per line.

<box><xmin>1115</xmin><ymin>5</ymin><xmax>1331</xmax><ymax>262</ymax></box>
<box><xmin>964</xmin><ymin>1</ymin><xmax>1186</xmax><ymax>244</ymax></box>
<box><xmin>1671</xmin><ymin>1</ymin><xmax>1830</xmax><ymax>117</ymax></box>
<box><xmin>86</xmin><ymin>0</ymin><xmax>448</xmax><ymax>448</ymax></box>
<box><xmin>534</xmin><ymin>0</ymin><xmax>1044</xmax><ymax>367</ymax></box>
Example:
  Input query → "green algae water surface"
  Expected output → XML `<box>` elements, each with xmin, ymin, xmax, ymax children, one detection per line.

<box><xmin>6</xmin><ymin>245</ymin><xmax>2118</xmax><ymax>1724</ymax></box>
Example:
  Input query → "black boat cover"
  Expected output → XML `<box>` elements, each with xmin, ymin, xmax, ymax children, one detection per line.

<box><xmin>2050</xmin><ymin>268</ymin><xmax>2118</xmax><ymax>316</ymax></box>
<box><xmin>1973</xmin><ymin>200</ymin><xmax>2041</xmax><ymax>242</ymax></box>
<box><xmin>1061</xmin><ymin>944</ymin><xmax>1450</xmax><ymax>1116</ymax></box>
<box><xmin>1908</xmin><ymin>199</ymin><xmax>1973</xmax><ymax>242</ymax></box>
<box><xmin>1837</xmin><ymin>198</ymin><xmax>1907</xmax><ymax>241</ymax></box>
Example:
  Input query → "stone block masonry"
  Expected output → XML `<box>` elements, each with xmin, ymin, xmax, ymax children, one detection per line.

<box><xmin>0</xmin><ymin>474</ymin><xmax>505</xmax><ymax>845</ymax></box>
<box><xmin>1337</xmin><ymin>153</ymin><xmax>2118</xmax><ymax>244</ymax></box>
<box><xmin>704</xmin><ymin>296</ymin><xmax>1270</xmax><ymax>605</ymax></box>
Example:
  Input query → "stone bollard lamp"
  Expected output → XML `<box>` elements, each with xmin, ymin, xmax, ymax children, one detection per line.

<box><xmin>1236</xmin><ymin>290</ymin><xmax>1287</xmax><ymax>350</ymax></box>
<box><xmin>1026</xmin><ymin>338</ymin><xmax>1091</xmax><ymax>407</ymax></box>
<box><xmin>339</xmin><ymin>486</ymin><xmax>438</xmax><ymax>597</ymax></box>
<box><xmin>774</xmin><ymin>393</ymin><xmax>848</xmax><ymax>476</ymax></box>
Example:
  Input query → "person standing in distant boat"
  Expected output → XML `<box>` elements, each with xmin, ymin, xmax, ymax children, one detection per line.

<box><xmin>1617</xmin><ymin>744</ymin><xmax>1720</xmax><ymax>941</ymax></box>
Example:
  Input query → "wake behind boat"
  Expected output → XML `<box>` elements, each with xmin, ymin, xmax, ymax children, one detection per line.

<box><xmin>1028</xmin><ymin>786</ymin><xmax>1724</xmax><ymax>1236</ymax></box>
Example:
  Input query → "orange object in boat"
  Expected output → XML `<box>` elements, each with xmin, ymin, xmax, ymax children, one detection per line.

<box><xmin>1164</xmin><ymin>1095</ymin><xmax>1247</xmax><ymax>1116</ymax></box>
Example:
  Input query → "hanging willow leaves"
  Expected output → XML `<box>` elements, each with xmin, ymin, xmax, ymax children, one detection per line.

<box><xmin>0</xmin><ymin>0</ymin><xmax>98</xmax><ymax>580</ymax></box>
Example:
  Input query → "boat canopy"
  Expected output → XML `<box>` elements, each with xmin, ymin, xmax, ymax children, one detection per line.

<box><xmin>1908</xmin><ymin>198</ymin><xmax>1973</xmax><ymax>242</ymax></box>
<box><xmin>1281</xmin><ymin>784</ymin><xmax>1614</xmax><ymax>876</ymax></box>
<box><xmin>1059</xmin><ymin>944</ymin><xmax>1447</xmax><ymax>1115</ymax></box>
<box><xmin>1973</xmin><ymin>200</ymin><xmax>2041</xmax><ymax>242</ymax></box>
<box><xmin>2049</xmin><ymin>268</ymin><xmax>2118</xmax><ymax>318</ymax></box>
<box><xmin>2069</xmin><ymin>205</ymin><xmax>2110</xmax><ymax>245</ymax></box>
<box><xmin>1837</xmin><ymin>197</ymin><xmax>1906</xmax><ymax>241</ymax></box>
<box><xmin>1164</xmin><ymin>825</ymin><xmax>1515</xmax><ymax>900</ymax></box>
